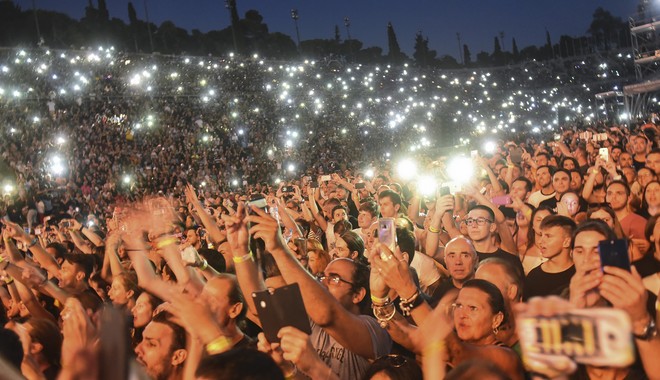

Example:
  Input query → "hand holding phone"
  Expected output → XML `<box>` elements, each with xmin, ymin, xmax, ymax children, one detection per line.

<box><xmin>253</xmin><ymin>284</ymin><xmax>311</xmax><ymax>343</ymax></box>
<box><xmin>378</xmin><ymin>218</ymin><xmax>397</xmax><ymax>257</ymax></box>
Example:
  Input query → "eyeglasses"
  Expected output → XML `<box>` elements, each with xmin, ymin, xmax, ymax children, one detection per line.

<box><xmin>462</xmin><ymin>217</ymin><xmax>493</xmax><ymax>226</ymax></box>
<box><xmin>379</xmin><ymin>354</ymin><xmax>408</xmax><ymax>368</ymax></box>
<box><xmin>317</xmin><ymin>273</ymin><xmax>354</xmax><ymax>287</ymax></box>
<box><xmin>451</xmin><ymin>302</ymin><xmax>481</xmax><ymax>317</ymax></box>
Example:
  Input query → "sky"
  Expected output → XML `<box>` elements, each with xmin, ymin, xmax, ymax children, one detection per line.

<box><xmin>15</xmin><ymin>0</ymin><xmax>646</xmax><ymax>58</ymax></box>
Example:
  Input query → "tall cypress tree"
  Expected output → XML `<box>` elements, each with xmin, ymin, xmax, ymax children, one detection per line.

<box><xmin>387</xmin><ymin>22</ymin><xmax>403</xmax><ymax>62</ymax></box>
<box><xmin>463</xmin><ymin>44</ymin><xmax>471</xmax><ymax>66</ymax></box>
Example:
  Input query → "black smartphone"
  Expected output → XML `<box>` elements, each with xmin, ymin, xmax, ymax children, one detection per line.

<box><xmin>355</xmin><ymin>182</ymin><xmax>366</xmax><ymax>189</ymax></box>
<box><xmin>252</xmin><ymin>283</ymin><xmax>311</xmax><ymax>343</ymax></box>
<box><xmin>247</xmin><ymin>194</ymin><xmax>268</xmax><ymax>270</ymax></box>
<box><xmin>510</xmin><ymin>147</ymin><xmax>523</xmax><ymax>164</ymax></box>
<box><xmin>598</xmin><ymin>239</ymin><xmax>630</xmax><ymax>272</ymax></box>
<box><xmin>282</xmin><ymin>186</ymin><xmax>294</xmax><ymax>193</ymax></box>
<box><xmin>309</xmin><ymin>181</ymin><xmax>319</xmax><ymax>189</ymax></box>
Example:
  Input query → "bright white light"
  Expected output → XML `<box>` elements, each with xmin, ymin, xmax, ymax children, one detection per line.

<box><xmin>201</xmin><ymin>181</ymin><xmax>207</xmax><ymax>187</ymax></box>
<box><xmin>238</xmin><ymin>129</ymin><xmax>244</xmax><ymax>135</ymax></box>
<box><xmin>202</xmin><ymin>135</ymin><xmax>210</xmax><ymax>142</ymax></box>
<box><xmin>285</xmin><ymin>140</ymin><xmax>293</xmax><ymax>148</ymax></box>
<box><xmin>483</xmin><ymin>141</ymin><xmax>496</xmax><ymax>154</ymax></box>
<box><xmin>365</xmin><ymin>169</ymin><xmax>374</xmax><ymax>178</ymax></box>
<box><xmin>56</xmin><ymin>136</ymin><xmax>66</xmax><ymax>145</ymax></box>
<box><xmin>447</xmin><ymin>157</ymin><xmax>474</xmax><ymax>185</ymax></box>
<box><xmin>50</xmin><ymin>161</ymin><xmax>65</xmax><ymax>176</ymax></box>
<box><xmin>417</xmin><ymin>175</ymin><xmax>437</xmax><ymax>196</ymax></box>
<box><xmin>3</xmin><ymin>184</ymin><xmax>14</xmax><ymax>194</ymax></box>
<box><xmin>287</xmin><ymin>164</ymin><xmax>295</xmax><ymax>172</ymax></box>
<box><xmin>397</xmin><ymin>159</ymin><xmax>417</xmax><ymax>181</ymax></box>
<box><xmin>232</xmin><ymin>179</ymin><xmax>238</xmax><ymax>186</ymax></box>
<box><xmin>123</xmin><ymin>175</ymin><xmax>131</xmax><ymax>184</ymax></box>
<box><xmin>275</xmin><ymin>178</ymin><xmax>282</xmax><ymax>184</ymax></box>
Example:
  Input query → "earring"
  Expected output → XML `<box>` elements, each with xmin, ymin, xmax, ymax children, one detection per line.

<box><xmin>493</xmin><ymin>327</ymin><xmax>499</xmax><ymax>335</ymax></box>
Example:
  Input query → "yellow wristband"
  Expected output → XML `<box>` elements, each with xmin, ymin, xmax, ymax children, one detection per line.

<box><xmin>156</xmin><ymin>237</ymin><xmax>178</xmax><ymax>250</ymax></box>
<box><xmin>205</xmin><ymin>335</ymin><xmax>233</xmax><ymax>355</ymax></box>
<box><xmin>370</xmin><ymin>294</ymin><xmax>389</xmax><ymax>305</ymax></box>
<box><xmin>422</xmin><ymin>340</ymin><xmax>446</xmax><ymax>357</ymax></box>
<box><xmin>428</xmin><ymin>226</ymin><xmax>440</xmax><ymax>234</ymax></box>
<box><xmin>232</xmin><ymin>252</ymin><xmax>254</xmax><ymax>264</ymax></box>
<box><xmin>591</xmin><ymin>169</ymin><xmax>599</xmax><ymax>174</ymax></box>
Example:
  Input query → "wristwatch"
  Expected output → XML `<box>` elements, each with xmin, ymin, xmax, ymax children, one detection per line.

<box><xmin>633</xmin><ymin>318</ymin><xmax>657</xmax><ymax>341</ymax></box>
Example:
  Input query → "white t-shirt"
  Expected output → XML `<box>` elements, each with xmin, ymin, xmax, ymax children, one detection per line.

<box><xmin>410</xmin><ymin>251</ymin><xmax>441</xmax><ymax>292</ymax></box>
<box><xmin>527</xmin><ymin>190</ymin><xmax>555</xmax><ymax>208</ymax></box>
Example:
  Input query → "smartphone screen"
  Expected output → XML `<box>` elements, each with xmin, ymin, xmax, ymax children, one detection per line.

<box><xmin>510</xmin><ymin>148</ymin><xmax>523</xmax><ymax>164</ymax></box>
<box><xmin>598</xmin><ymin>239</ymin><xmax>630</xmax><ymax>271</ymax></box>
<box><xmin>378</xmin><ymin>218</ymin><xmax>396</xmax><ymax>253</ymax></box>
<box><xmin>598</xmin><ymin>148</ymin><xmax>609</xmax><ymax>162</ymax></box>
<box><xmin>439</xmin><ymin>186</ymin><xmax>450</xmax><ymax>197</ymax></box>
<box><xmin>355</xmin><ymin>182</ymin><xmax>366</xmax><ymax>189</ymax></box>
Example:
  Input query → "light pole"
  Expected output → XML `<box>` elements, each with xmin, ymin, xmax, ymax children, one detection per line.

<box><xmin>456</xmin><ymin>32</ymin><xmax>463</xmax><ymax>65</ymax></box>
<box><xmin>144</xmin><ymin>0</ymin><xmax>154</xmax><ymax>52</ymax></box>
<box><xmin>344</xmin><ymin>16</ymin><xmax>351</xmax><ymax>40</ymax></box>
<box><xmin>225</xmin><ymin>0</ymin><xmax>239</xmax><ymax>53</ymax></box>
<box><xmin>291</xmin><ymin>9</ymin><xmax>301</xmax><ymax>50</ymax></box>
<box><xmin>31</xmin><ymin>0</ymin><xmax>42</xmax><ymax>45</ymax></box>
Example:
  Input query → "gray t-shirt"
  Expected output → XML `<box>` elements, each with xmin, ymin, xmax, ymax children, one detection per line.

<box><xmin>310</xmin><ymin>315</ymin><xmax>392</xmax><ymax>380</ymax></box>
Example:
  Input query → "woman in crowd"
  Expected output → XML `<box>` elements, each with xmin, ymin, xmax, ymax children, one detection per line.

<box><xmin>306</xmin><ymin>238</ymin><xmax>331</xmax><ymax>277</ymax></box>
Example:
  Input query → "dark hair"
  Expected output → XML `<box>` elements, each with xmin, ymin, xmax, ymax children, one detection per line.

<box><xmin>552</xmin><ymin>168</ymin><xmax>571</xmax><ymax>180</ymax></box>
<box><xmin>0</xmin><ymin>328</ymin><xmax>23</xmax><ymax>370</ymax></box>
<box><xmin>644</xmin><ymin>214</ymin><xmax>660</xmax><ymax>243</ymax></box>
<box><xmin>62</xmin><ymin>253</ymin><xmax>96</xmax><ymax>281</ymax></box>
<box><xmin>195</xmin><ymin>348</ymin><xmax>284</xmax><ymax>380</ymax></box>
<box><xmin>641</xmin><ymin>180</ymin><xmax>660</xmax><ymax>212</ymax></box>
<box><xmin>359</xmin><ymin>200</ymin><xmax>379</xmax><ymax>219</ymax></box>
<box><xmin>536</xmin><ymin>165</ymin><xmax>555</xmax><ymax>176</ymax></box>
<box><xmin>586</xmin><ymin>205</ymin><xmax>625</xmax><ymax>239</ymax></box>
<box><xmin>362</xmin><ymin>354</ymin><xmax>423</xmax><ymax>380</ymax></box>
<box><xmin>467</xmin><ymin>204</ymin><xmax>495</xmax><ymax>222</ymax></box>
<box><xmin>198</xmin><ymin>248</ymin><xmax>227</xmax><ymax>273</ymax></box>
<box><xmin>379</xmin><ymin>190</ymin><xmax>402</xmax><ymax>206</ymax></box>
<box><xmin>571</xmin><ymin>220</ymin><xmax>616</xmax><ymax>249</ymax></box>
<box><xmin>395</xmin><ymin>225</ymin><xmax>416</xmax><ymax>263</ymax></box>
<box><xmin>446</xmin><ymin>359</ymin><xmax>511</xmax><ymax>380</ymax></box>
<box><xmin>340</xmin><ymin>230</ymin><xmax>365</xmax><ymax>259</ymax></box>
<box><xmin>606</xmin><ymin>180</ymin><xmax>631</xmax><ymax>198</ymax></box>
<box><xmin>540</xmin><ymin>214</ymin><xmax>577</xmax><ymax>237</ymax></box>
<box><xmin>512</xmin><ymin>177</ymin><xmax>533</xmax><ymax>193</ymax></box>
<box><xmin>27</xmin><ymin>318</ymin><xmax>62</xmax><ymax>369</ymax></box>
<box><xmin>461</xmin><ymin>279</ymin><xmax>507</xmax><ymax>327</ymax></box>
<box><xmin>561</xmin><ymin>157</ymin><xmax>579</xmax><ymax>170</ymax></box>
<box><xmin>151</xmin><ymin>311</ymin><xmax>187</xmax><ymax>353</ymax></box>
<box><xmin>333</xmin><ymin>220</ymin><xmax>353</xmax><ymax>236</ymax></box>
<box><xmin>478</xmin><ymin>257</ymin><xmax>524</xmax><ymax>302</ymax></box>
<box><xmin>350</xmin><ymin>259</ymin><xmax>372</xmax><ymax>314</ymax></box>
<box><xmin>331</xmin><ymin>205</ymin><xmax>348</xmax><ymax>218</ymax></box>
<box><xmin>45</xmin><ymin>242</ymin><xmax>68</xmax><ymax>260</ymax></box>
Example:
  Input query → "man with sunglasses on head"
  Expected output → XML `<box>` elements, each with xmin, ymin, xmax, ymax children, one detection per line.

<box><xmin>464</xmin><ymin>205</ymin><xmax>524</xmax><ymax>280</ymax></box>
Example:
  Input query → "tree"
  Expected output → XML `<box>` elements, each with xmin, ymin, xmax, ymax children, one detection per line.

<box><xmin>386</xmin><ymin>22</ymin><xmax>404</xmax><ymax>63</ymax></box>
<box><xmin>491</xmin><ymin>36</ymin><xmax>505</xmax><ymax>65</ymax></box>
<box><xmin>334</xmin><ymin>25</ymin><xmax>340</xmax><ymax>42</ymax></box>
<box><xmin>463</xmin><ymin>44</ymin><xmax>471</xmax><ymax>66</ymax></box>
<box><xmin>127</xmin><ymin>2</ymin><xmax>138</xmax><ymax>25</ymax></box>
<box><xmin>588</xmin><ymin>7</ymin><xmax>627</xmax><ymax>50</ymax></box>
<box><xmin>512</xmin><ymin>38</ymin><xmax>519</xmax><ymax>60</ymax></box>
<box><xmin>493</xmin><ymin>36</ymin><xmax>502</xmax><ymax>55</ymax></box>
<box><xmin>476</xmin><ymin>51</ymin><xmax>490</xmax><ymax>66</ymax></box>
<box><xmin>413</xmin><ymin>31</ymin><xmax>436</xmax><ymax>67</ymax></box>
<box><xmin>98</xmin><ymin>0</ymin><xmax>109</xmax><ymax>22</ymax></box>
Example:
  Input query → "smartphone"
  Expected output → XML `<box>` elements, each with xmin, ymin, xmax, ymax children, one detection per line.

<box><xmin>248</xmin><ymin>194</ymin><xmax>268</xmax><ymax>269</ymax></box>
<box><xmin>34</xmin><ymin>228</ymin><xmax>42</xmax><ymax>236</ymax></box>
<box><xmin>321</xmin><ymin>175</ymin><xmax>332</xmax><ymax>182</ymax></box>
<box><xmin>180</xmin><ymin>246</ymin><xmax>198</xmax><ymax>265</ymax></box>
<box><xmin>252</xmin><ymin>283</ymin><xmax>311</xmax><ymax>343</ymax></box>
<box><xmin>510</xmin><ymin>147</ymin><xmax>523</xmax><ymax>164</ymax></box>
<box><xmin>309</xmin><ymin>181</ymin><xmax>319</xmax><ymax>189</ymax></box>
<box><xmin>378</xmin><ymin>218</ymin><xmax>397</xmax><ymax>256</ymax></box>
<box><xmin>61</xmin><ymin>221</ymin><xmax>71</xmax><ymax>228</ymax></box>
<box><xmin>439</xmin><ymin>186</ymin><xmax>451</xmax><ymax>197</ymax></box>
<box><xmin>598</xmin><ymin>148</ymin><xmax>609</xmax><ymax>162</ymax></box>
<box><xmin>517</xmin><ymin>308</ymin><xmax>634</xmax><ymax>368</ymax></box>
<box><xmin>598</xmin><ymin>239</ymin><xmax>630</xmax><ymax>271</ymax></box>
<box><xmin>99</xmin><ymin>306</ymin><xmax>130</xmax><ymax>380</ymax></box>
<box><xmin>491</xmin><ymin>195</ymin><xmax>512</xmax><ymax>206</ymax></box>
<box><xmin>282</xmin><ymin>186</ymin><xmax>294</xmax><ymax>193</ymax></box>
<box><xmin>355</xmin><ymin>182</ymin><xmax>366</xmax><ymax>189</ymax></box>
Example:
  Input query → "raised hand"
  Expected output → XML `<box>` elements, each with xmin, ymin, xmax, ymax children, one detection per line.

<box><xmin>246</xmin><ymin>205</ymin><xmax>286</xmax><ymax>254</ymax></box>
<box><xmin>370</xmin><ymin>243</ymin><xmax>416</xmax><ymax>299</ymax></box>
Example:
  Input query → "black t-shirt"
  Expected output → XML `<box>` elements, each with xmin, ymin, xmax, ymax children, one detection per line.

<box><xmin>428</xmin><ymin>278</ymin><xmax>459</xmax><ymax>306</ymax></box>
<box><xmin>633</xmin><ymin>158</ymin><xmax>646</xmax><ymax>172</ymax></box>
<box><xmin>524</xmin><ymin>264</ymin><xmax>576</xmax><ymax>301</ymax></box>
<box><xmin>476</xmin><ymin>248</ymin><xmax>524</xmax><ymax>280</ymax></box>
<box><xmin>633</xmin><ymin>252</ymin><xmax>660</xmax><ymax>278</ymax></box>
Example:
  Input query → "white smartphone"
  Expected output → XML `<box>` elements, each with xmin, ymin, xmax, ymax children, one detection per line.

<box><xmin>599</xmin><ymin>148</ymin><xmax>609</xmax><ymax>162</ymax></box>
<box><xmin>378</xmin><ymin>218</ymin><xmax>396</xmax><ymax>257</ymax></box>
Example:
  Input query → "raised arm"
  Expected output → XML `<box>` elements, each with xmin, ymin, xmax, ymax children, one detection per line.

<box><xmin>184</xmin><ymin>184</ymin><xmax>227</xmax><ymax>246</ymax></box>
<box><xmin>247</xmin><ymin>206</ymin><xmax>381</xmax><ymax>359</ymax></box>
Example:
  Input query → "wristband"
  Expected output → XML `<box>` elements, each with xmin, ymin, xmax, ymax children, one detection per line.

<box><xmin>370</xmin><ymin>294</ymin><xmax>389</xmax><ymax>305</ymax></box>
<box><xmin>422</xmin><ymin>340</ymin><xmax>446</xmax><ymax>357</ymax></box>
<box><xmin>4</xmin><ymin>276</ymin><xmax>13</xmax><ymax>285</ymax></box>
<box><xmin>198</xmin><ymin>259</ymin><xmax>209</xmax><ymax>271</ymax></box>
<box><xmin>205</xmin><ymin>335</ymin><xmax>233</xmax><ymax>355</ymax></box>
<box><xmin>591</xmin><ymin>169</ymin><xmax>599</xmax><ymax>174</ymax></box>
<box><xmin>283</xmin><ymin>366</ymin><xmax>298</xmax><ymax>380</ymax></box>
<box><xmin>232</xmin><ymin>252</ymin><xmax>254</xmax><ymax>264</ymax></box>
<box><xmin>155</xmin><ymin>237</ymin><xmax>178</xmax><ymax>250</ymax></box>
<box><xmin>428</xmin><ymin>226</ymin><xmax>440</xmax><ymax>234</ymax></box>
